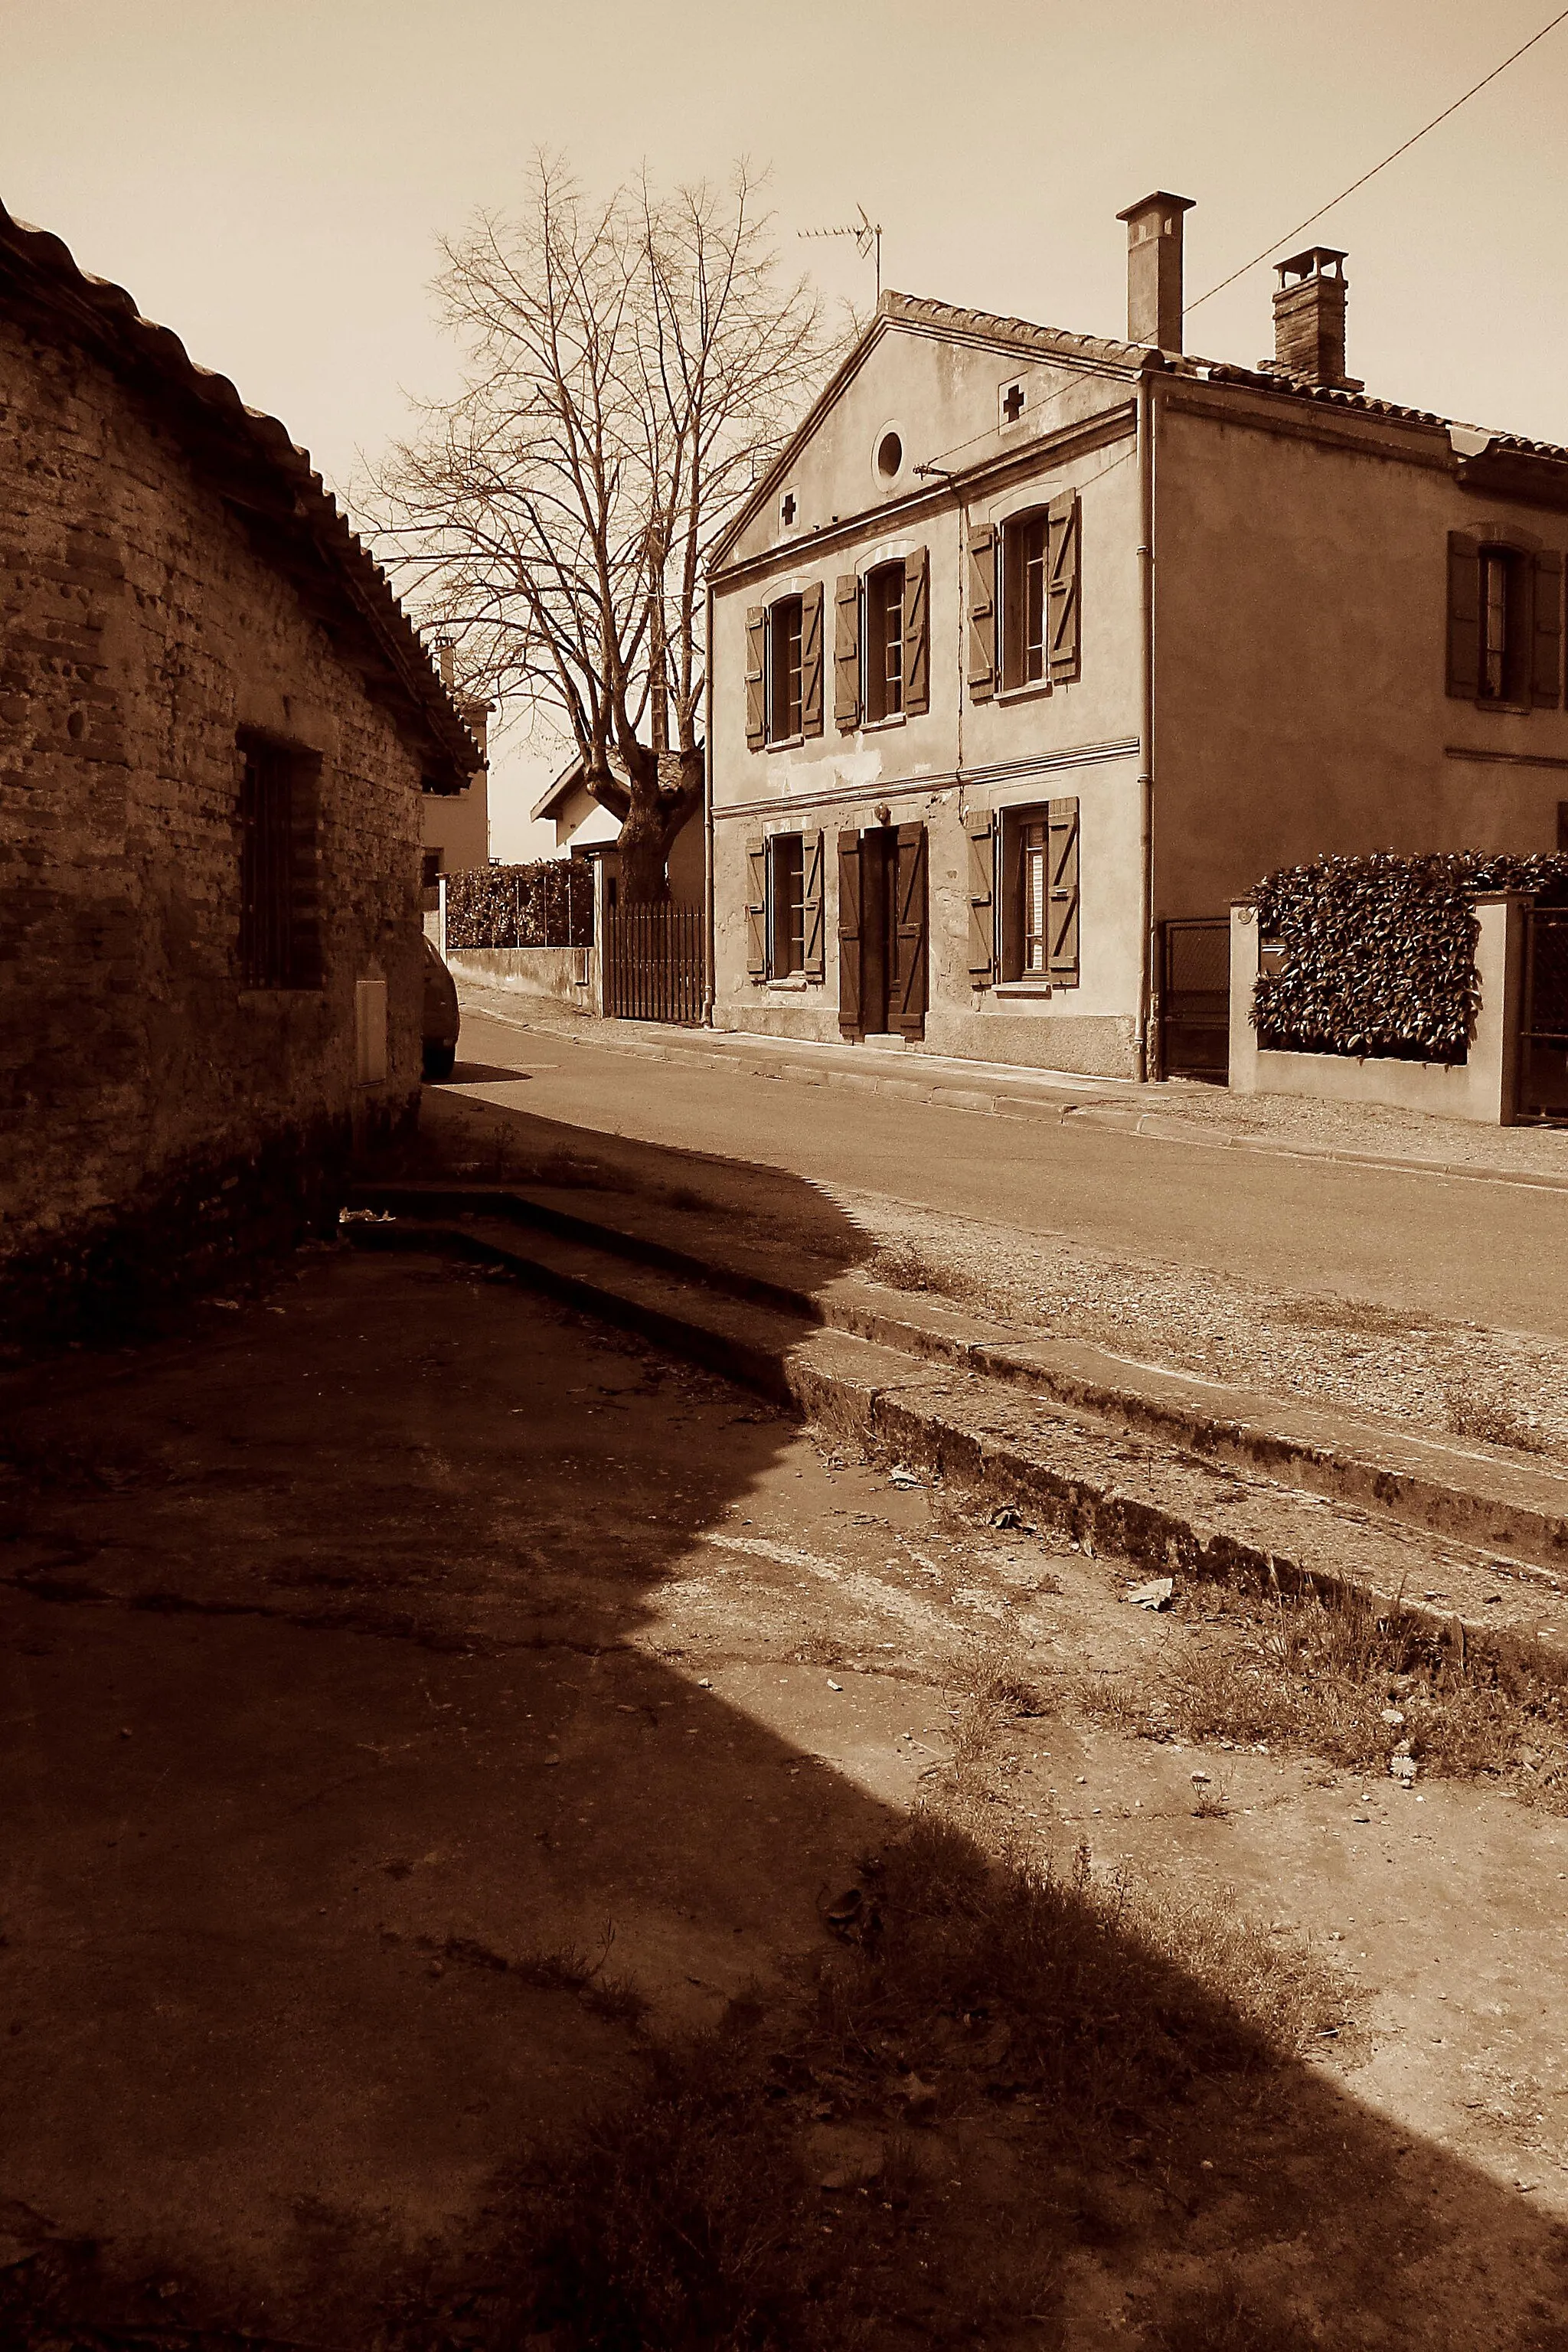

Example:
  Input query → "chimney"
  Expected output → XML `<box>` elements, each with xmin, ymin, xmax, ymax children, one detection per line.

<box><xmin>1270</xmin><ymin>248</ymin><xmax>1362</xmax><ymax>388</ymax></box>
<box><xmin>433</xmin><ymin>636</ymin><xmax>456</xmax><ymax>689</ymax></box>
<box><xmin>1115</xmin><ymin>192</ymin><xmax>1195</xmax><ymax>352</ymax></box>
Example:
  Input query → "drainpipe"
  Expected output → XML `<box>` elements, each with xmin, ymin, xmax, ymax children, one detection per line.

<box><xmin>1135</xmin><ymin>360</ymin><xmax>1157</xmax><ymax>1083</ymax></box>
<box><xmin>703</xmin><ymin>579</ymin><xmax>716</xmax><ymax>1026</ymax></box>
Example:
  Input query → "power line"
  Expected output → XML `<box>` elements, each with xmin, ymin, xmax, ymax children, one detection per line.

<box><xmin>1186</xmin><ymin>5</ymin><xmax>1568</xmax><ymax>315</ymax></box>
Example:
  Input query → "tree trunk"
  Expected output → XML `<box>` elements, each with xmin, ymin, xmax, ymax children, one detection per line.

<box><xmin>612</xmin><ymin>748</ymin><xmax>703</xmax><ymax>903</ymax></box>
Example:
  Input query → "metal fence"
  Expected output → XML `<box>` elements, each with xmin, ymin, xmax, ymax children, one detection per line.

<box><xmin>1520</xmin><ymin>906</ymin><xmax>1568</xmax><ymax>1122</ymax></box>
<box><xmin>602</xmin><ymin>902</ymin><xmax>707</xmax><ymax>1026</ymax></box>
<box><xmin>1159</xmin><ymin>917</ymin><xmax>1231</xmax><ymax>1081</ymax></box>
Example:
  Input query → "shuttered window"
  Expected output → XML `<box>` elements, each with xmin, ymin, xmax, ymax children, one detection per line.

<box><xmin>802</xmin><ymin>828</ymin><xmax>825</xmax><ymax>978</ymax></box>
<box><xmin>992</xmin><ymin>798</ymin><xmax>1079</xmax><ymax>985</ymax></box>
<box><xmin>1449</xmin><ymin>532</ymin><xmax>1564</xmax><ymax>707</ymax></box>
<box><xmin>1047</xmin><ymin>492</ymin><xmax>1081</xmax><ymax>684</ymax></box>
<box><xmin>893</xmin><ymin>823</ymin><xmax>929</xmax><ymax>1040</ymax></box>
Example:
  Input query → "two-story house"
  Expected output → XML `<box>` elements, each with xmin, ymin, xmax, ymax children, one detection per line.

<box><xmin>706</xmin><ymin>194</ymin><xmax>1568</xmax><ymax>1080</ymax></box>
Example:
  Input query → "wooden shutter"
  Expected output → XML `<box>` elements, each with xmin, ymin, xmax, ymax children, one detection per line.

<box><xmin>1534</xmin><ymin>548</ymin><xmax>1564</xmax><ymax>708</ymax></box>
<box><xmin>1446</xmin><ymin>533</ymin><xmax>1481</xmax><ymax>699</ymax></box>
<box><xmin>837</xmin><ymin>830</ymin><xmax>863</xmax><ymax>1037</ymax></box>
<box><xmin>745</xmin><ymin>606</ymin><xmax>767</xmax><ymax>747</ymax></box>
<box><xmin>745</xmin><ymin>838</ymin><xmax>768</xmax><ymax>980</ymax></box>
<box><xmin>1047</xmin><ymin>493</ymin><xmax>1080</xmax><ymax>684</ymax></box>
<box><xmin>893</xmin><ymin>822</ymin><xmax>929</xmax><ymax>1040</ymax></box>
<box><xmin>1047</xmin><ymin>798</ymin><xmax>1080</xmax><ymax>985</ymax></box>
<box><xmin>903</xmin><ymin>546</ymin><xmax>930</xmax><ymax>716</ymax></box>
<box><xmin>967</xmin><ymin>523</ymin><xmax>996</xmax><ymax>703</ymax></box>
<box><xmin>834</xmin><ymin>573</ymin><xmax>861</xmax><ymax>731</ymax></box>
<box><xmin>802</xmin><ymin>829</ymin><xmax>825</xmax><ymax>978</ymax></box>
<box><xmin>965</xmin><ymin>809</ymin><xmax>995</xmax><ymax>985</ymax></box>
<box><xmin>800</xmin><ymin>581</ymin><xmax>825</xmax><ymax>737</ymax></box>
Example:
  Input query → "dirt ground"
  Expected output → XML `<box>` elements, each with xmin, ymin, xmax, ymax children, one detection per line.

<box><xmin>3</xmin><ymin>1243</ymin><xmax>1568</xmax><ymax>2349</ymax></box>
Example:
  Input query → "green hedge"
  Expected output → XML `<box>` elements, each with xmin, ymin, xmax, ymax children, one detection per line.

<box><xmin>445</xmin><ymin>861</ymin><xmax>595</xmax><ymax>950</ymax></box>
<box><xmin>1251</xmin><ymin>852</ymin><xmax>1568</xmax><ymax>1064</ymax></box>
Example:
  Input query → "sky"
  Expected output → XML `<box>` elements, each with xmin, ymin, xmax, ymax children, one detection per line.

<box><xmin>5</xmin><ymin>0</ymin><xmax>1566</xmax><ymax>856</ymax></box>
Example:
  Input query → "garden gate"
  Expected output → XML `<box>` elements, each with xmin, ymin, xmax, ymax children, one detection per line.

<box><xmin>1518</xmin><ymin>905</ymin><xmax>1568</xmax><ymax>1122</ymax></box>
<box><xmin>1158</xmin><ymin>917</ymin><xmax>1231</xmax><ymax>1081</ymax></box>
<box><xmin>602</xmin><ymin>901</ymin><xmax>707</xmax><ymax>1026</ymax></box>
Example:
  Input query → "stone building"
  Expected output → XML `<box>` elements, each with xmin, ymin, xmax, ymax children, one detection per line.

<box><xmin>0</xmin><ymin>201</ymin><xmax>479</xmax><ymax>1332</ymax></box>
<box><xmin>707</xmin><ymin>195</ymin><xmax>1568</xmax><ymax>1080</ymax></box>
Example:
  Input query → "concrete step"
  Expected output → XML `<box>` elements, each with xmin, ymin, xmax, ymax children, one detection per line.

<box><xmin>348</xmin><ymin>1178</ymin><xmax>1568</xmax><ymax>1587</ymax></box>
<box><xmin>344</xmin><ymin>1198</ymin><xmax>1568</xmax><ymax>1682</ymax></box>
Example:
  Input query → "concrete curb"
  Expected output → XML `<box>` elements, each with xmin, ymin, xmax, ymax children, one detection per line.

<box><xmin>353</xmin><ymin>1179</ymin><xmax>1568</xmax><ymax>1583</ymax></box>
<box><xmin>454</xmin><ymin>986</ymin><xmax>1568</xmax><ymax>1197</ymax></box>
<box><xmin>345</xmin><ymin>1205</ymin><xmax>1568</xmax><ymax>1685</ymax></box>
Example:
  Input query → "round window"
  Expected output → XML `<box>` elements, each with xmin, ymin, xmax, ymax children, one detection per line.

<box><xmin>876</xmin><ymin>428</ymin><xmax>903</xmax><ymax>481</ymax></box>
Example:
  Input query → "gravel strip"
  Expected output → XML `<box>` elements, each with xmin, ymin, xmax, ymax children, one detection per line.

<box><xmin>828</xmin><ymin>1184</ymin><xmax>1568</xmax><ymax>1465</ymax></box>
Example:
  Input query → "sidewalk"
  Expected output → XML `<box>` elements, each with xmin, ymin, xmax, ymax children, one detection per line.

<box><xmin>454</xmin><ymin>979</ymin><xmax>1568</xmax><ymax>1195</ymax></box>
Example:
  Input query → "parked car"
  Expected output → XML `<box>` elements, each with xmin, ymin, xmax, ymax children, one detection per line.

<box><xmin>421</xmin><ymin>935</ymin><xmax>459</xmax><ymax>1080</ymax></box>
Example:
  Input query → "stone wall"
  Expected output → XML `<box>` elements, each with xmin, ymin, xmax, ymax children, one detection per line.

<box><xmin>0</xmin><ymin>313</ymin><xmax>426</xmax><ymax>1331</ymax></box>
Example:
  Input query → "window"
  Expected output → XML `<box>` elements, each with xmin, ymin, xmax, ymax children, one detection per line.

<box><xmin>1001</xmin><ymin>510</ymin><xmax>1048</xmax><ymax>689</ymax></box>
<box><xmin>1448</xmin><ymin>531</ymin><xmax>1563</xmax><ymax>708</ymax></box>
<box><xmin>1020</xmin><ymin>816</ymin><xmax>1049</xmax><ymax>974</ymax></box>
<box><xmin>745</xmin><ymin>829</ymin><xmax>824</xmax><ymax>982</ymax></box>
<box><xmin>864</xmin><ymin>562</ymin><xmax>905</xmax><ymax>722</ymax></box>
<box><xmin>970</xmin><ymin>496</ymin><xmax>1080</xmax><ymax>704</ymax></box>
<box><xmin>767</xmin><ymin>595</ymin><xmax>803</xmax><ymax>741</ymax></box>
<box><xmin>967</xmin><ymin>799</ymin><xmax>1080</xmax><ymax>988</ymax></box>
<box><xmin>768</xmin><ymin>833</ymin><xmax>805</xmax><ymax>977</ymax></box>
<box><xmin>746</xmin><ymin>586</ymin><xmax>823</xmax><ymax>749</ymax></box>
<box><xmin>238</xmin><ymin>735</ymin><xmax>322</xmax><ymax>989</ymax></box>
<box><xmin>1479</xmin><ymin>546</ymin><xmax>1526</xmax><ymax>703</ymax></box>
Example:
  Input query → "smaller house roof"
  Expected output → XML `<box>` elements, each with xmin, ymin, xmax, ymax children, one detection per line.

<box><xmin>0</xmin><ymin>199</ymin><xmax>482</xmax><ymax>791</ymax></box>
<box><xmin>531</xmin><ymin>750</ymin><xmax>629</xmax><ymax>825</ymax></box>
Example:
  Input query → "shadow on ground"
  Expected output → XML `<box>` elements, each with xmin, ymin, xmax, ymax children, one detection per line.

<box><xmin>0</xmin><ymin>1086</ymin><xmax>1563</xmax><ymax>2348</ymax></box>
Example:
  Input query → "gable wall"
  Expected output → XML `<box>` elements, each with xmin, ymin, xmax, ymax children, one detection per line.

<box><xmin>710</xmin><ymin>323</ymin><xmax>1148</xmax><ymax>1076</ymax></box>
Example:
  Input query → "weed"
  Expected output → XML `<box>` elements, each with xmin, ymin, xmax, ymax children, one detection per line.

<box><xmin>1442</xmin><ymin>1388</ymin><xmax>1549</xmax><ymax>1455</ymax></box>
<box><xmin>1140</xmin><ymin>2267</ymin><xmax>1304</xmax><ymax>2350</ymax></box>
<box><xmin>867</xmin><ymin>1240</ymin><xmax>982</xmax><ymax>1310</ymax></box>
<box><xmin>1124</xmin><ymin>1583</ymin><xmax>1568</xmax><ymax>1804</ymax></box>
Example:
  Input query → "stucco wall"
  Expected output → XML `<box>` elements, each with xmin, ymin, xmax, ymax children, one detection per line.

<box><xmin>1153</xmin><ymin>386</ymin><xmax>1568</xmax><ymax>923</ymax></box>
<box><xmin>446</xmin><ymin>945</ymin><xmax>598</xmax><ymax>1013</ymax></box>
<box><xmin>0</xmin><ymin>313</ymin><xmax>426</xmax><ymax>1328</ymax></box>
<box><xmin>710</xmin><ymin>320</ymin><xmax>1145</xmax><ymax>1077</ymax></box>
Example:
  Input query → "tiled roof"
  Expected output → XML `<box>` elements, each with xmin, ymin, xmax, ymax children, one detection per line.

<box><xmin>887</xmin><ymin>289</ymin><xmax>1568</xmax><ymax>471</ymax></box>
<box><xmin>0</xmin><ymin>200</ymin><xmax>481</xmax><ymax>789</ymax></box>
<box><xmin>878</xmin><ymin>289</ymin><xmax>1149</xmax><ymax>375</ymax></box>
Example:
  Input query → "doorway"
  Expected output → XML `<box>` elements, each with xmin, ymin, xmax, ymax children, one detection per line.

<box><xmin>838</xmin><ymin>822</ymin><xmax>928</xmax><ymax>1040</ymax></box>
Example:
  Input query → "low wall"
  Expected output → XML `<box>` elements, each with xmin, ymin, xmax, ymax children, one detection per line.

<box><xmin>447</xmin><ymin>945</ymin><xmax>600</xmax><ymax>1016</ymax></box>
<box><xmin>1229</xmin><ymin>894</ymin><xmax>1526</xmax><ymax>1125</ymax></box>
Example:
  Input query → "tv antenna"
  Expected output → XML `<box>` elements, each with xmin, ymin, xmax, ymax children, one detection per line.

<box><xmin>799</xmin><ymin>204</ymin><xmax>883</xmax><ymax>302</ymax></box>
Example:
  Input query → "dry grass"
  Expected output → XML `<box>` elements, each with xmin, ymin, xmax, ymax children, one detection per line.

<box><xmin>1442</xmin><ymin>1387</ymin><xmax>1550</xmax><ymax>1455</ymax></box>
<box><xmin>1073</xmin><ymin>1582</ymin><xmax>1568</xmax><ymax>1805</ymax></box>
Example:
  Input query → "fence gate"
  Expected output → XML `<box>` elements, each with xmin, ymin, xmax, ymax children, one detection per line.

<box><xmin>1519</xmin><ymin>905</ymin><xmax>1568</xmax><ymax>1122</ymax></box>
<box><xmin>602</xmin><ymin>901</ymin><xmax>707</xmax><ymax>1026</ymax></box>
<box><xmin>1158</xmin><ymin>917</ymin><xmax>1231</xmax><ymax>1081</ymax></box>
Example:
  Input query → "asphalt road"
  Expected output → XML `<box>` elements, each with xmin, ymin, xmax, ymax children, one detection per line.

<box><xmin>451</xmin><ymin>1003</ymin><xmax>1568</xmax><ymax>1340</ymax></box>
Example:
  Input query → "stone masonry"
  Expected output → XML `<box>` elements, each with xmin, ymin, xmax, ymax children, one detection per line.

<box><xmin>0</xmin><ymin>215</ymin><xmax>475</xmax><ymax>1333</ymax></box>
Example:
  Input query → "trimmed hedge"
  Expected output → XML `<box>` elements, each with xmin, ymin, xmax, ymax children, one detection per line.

<box><xmin>1251</xmin><ymin>851</ymin><xmax>1568</xmax><ymax>1064</ymax></box>
<box><xmin>445</xmin><ymin>860</ymin><xmax>595</xmax><ymax>950</ymax></box>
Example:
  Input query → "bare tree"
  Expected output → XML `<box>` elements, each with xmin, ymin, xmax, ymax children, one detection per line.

<box><xmin>369</xmin><ymin>160</ymin><xmax>829</xmax><ymax>899</ymax></box>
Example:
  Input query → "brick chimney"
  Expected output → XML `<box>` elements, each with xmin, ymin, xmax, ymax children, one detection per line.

<box><xmin>1270</xmin><ymin>248</ymin><xmax>1363</xmax><ymax>388</ymax></box>
<box><xmin>1115</xmin><ymin>192</ymin><xmax>1195</xmax><ymax>352</ymax></box>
